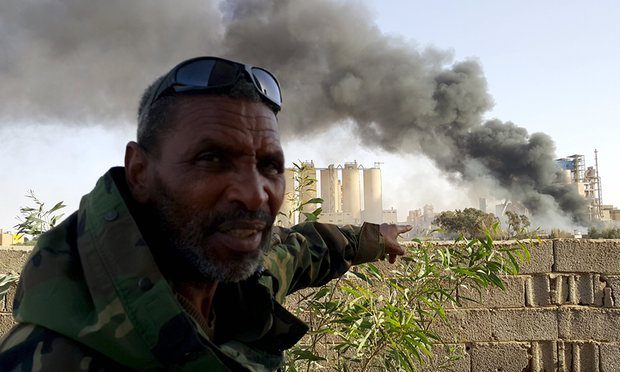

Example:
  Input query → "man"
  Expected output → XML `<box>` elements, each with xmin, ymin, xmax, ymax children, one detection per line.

<box><xmin>0</xmin><ymin>56</ymin><xmax>410</xmax><ymax>371</ymax></box>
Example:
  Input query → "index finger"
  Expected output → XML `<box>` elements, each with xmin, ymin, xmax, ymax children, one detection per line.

<box><xmin>397</xmin><ymin>225</ymin><xmax>413</xmax><ymax>234</ymax></box>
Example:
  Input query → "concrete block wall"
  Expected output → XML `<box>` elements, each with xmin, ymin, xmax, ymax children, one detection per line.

<box><xmin>430</xmin><ymin>239</ymin><xmax>620</xmax><ymax>371</ymax></box>
<box><xmin>2</xmin><ymin>241</ymin><xmax>620</xmax><ymax>371</ymax></box>
<box><xmin>0</xmin><ymin>246</ymin><xmax>31</xmax><ymax>336</ymax></box>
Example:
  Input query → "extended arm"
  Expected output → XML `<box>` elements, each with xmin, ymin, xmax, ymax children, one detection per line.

<box><xmin>264</xmin><ymin>221</ymin><xmax>411</xmax><ymax>302</ymax></box>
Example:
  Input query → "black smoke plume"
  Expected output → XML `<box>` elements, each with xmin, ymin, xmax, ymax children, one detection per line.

<box><xmin>0</xmin><ymin>0</ymin><xmax>587</xmax><ymax>223</ymax></box>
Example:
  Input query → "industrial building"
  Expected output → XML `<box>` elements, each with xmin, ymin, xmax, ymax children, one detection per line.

<box><xmin>555</xmin><ymin>151</ymin><xmax>607</xmax><ymax>221</ymax></box>
<box><xmin>275</xmin><ymin>161</ymin><xmax>387</xmax><ymax>227</ymax></box>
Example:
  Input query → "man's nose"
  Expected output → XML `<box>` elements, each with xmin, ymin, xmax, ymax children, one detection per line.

<box><xmin>227</xmin><ymin>170</ymin><xmax>269</xmax><ymax>211</ymax></box>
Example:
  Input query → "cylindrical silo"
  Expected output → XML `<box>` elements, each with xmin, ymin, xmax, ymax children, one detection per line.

<box><xmin>320</xmin><ymin>164</ymin><xmax>341</xmax><ymax>213</ymax></box>
<box><xmin>342</xmin><ymin>162</ymin><xmax>361</xmax><ymax>222</ymax></box>
<box><xmin>561</xmin><ymin>169</ymin><xmax>572</xmax><ymax>184</ymax></box>
<box><xmin>276</xmin><ymin>168</ymin><xmax>296</xmax><ymax>227</ymax></box>
<box><xmin>363</xmin><ymin>167</ymin><xmax>382</xmax><ymax>223</ymax></box>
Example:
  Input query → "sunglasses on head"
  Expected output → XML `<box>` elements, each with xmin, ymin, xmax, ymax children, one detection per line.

<box><xmin>146</xmin><ymin>56</ymin><xmax>282</xmax><ymax>113</ymax></box>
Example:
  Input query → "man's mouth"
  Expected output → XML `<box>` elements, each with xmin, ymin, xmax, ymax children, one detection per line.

<box><xmin>225</xmin><ymin>228</ymin><xmax>261</xmax><ymax>239</ymax></box>
<box><xmin>214</xmin><ymin>220</ymin><xmax>268</xmax><ymax>251</ymax></box>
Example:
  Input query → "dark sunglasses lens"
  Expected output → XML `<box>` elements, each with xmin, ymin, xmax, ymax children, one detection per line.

<box><xmin>252</xmin><ymin>68</ymin><xmax>282</xmax><ymax>106</ymax></box>
<box><xmin>176</xmin><ymin>59</ymin><xmax>238</xmax><ymax>87</ymax></box>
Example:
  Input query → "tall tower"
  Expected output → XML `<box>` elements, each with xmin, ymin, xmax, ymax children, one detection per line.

<box><xmin>362</xmin><ymin>165</ymin><xmax>382</xmax><ymax>223</ymax></box>
<box><xmin>320</xmin><ymin>164</ymin><xmax>341</xmax><ymax>213</ymax></box>
<box><xmin>595</xmin><ymin>149</ymin><xmax>603</xmax><ymax>213</ymax></box>
<box><xmin>342</xmin><ymin>161</ymin><xmax>361</xmax><ymax>222</ymax></box>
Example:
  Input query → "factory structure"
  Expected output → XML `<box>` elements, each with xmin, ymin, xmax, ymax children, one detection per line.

<box><xmin>275</xmin><ymin>150</ymin><xmax>619</xmax><ymax>229</ymax></box>
<box><xmin>276</xmin><ymin>161</ymin><xmax>391</xmax><ymax>227</ymax></box>
<box><xmin>555</xmin><ymin>150</ymin><xmax>620</xmax><ymax>221</ymax></box>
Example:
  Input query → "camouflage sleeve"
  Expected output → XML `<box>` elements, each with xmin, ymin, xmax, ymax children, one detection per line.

<box><xmin>265</xmin><ymin>222</ymin><xmax>385</xmax><ymax>302</ymax></box>
<box><xmin>0</xmin><ymin>323</ymin><xmax>128</xmax><ymax>372</ymax></box>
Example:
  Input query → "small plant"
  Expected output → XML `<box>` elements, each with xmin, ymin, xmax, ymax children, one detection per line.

<box><xmin>1</xmin><ymin>191</ymin><xmax>66</xmax><ymax>304</ymax></box>
<box><xmin>548</xmin><ymin>228</ymin><xmax>573</xmax><ymax>239</ymax></box>
<box><xmin>14</xmin><ymin>189</ymin><xmax>66</xmax><ymax>241</ymax></box>
<box><xmin>279</xmin><ymin>161</ymin><xmax>323</xmax><ymax>226</ymax></box>
<box><xmin>0</xmin><ymin>273</ymin><xmax>19</xmax><ymax>304</ymax></box>
<box><xmin>284</xmin><ymin>226</ymin><xmax>531</xmax><ymax>371</ymax></box>
<box><xmin>588</xmin><ymin>225</ymin><xmax>620</xmax><ymax>239</ymax></box>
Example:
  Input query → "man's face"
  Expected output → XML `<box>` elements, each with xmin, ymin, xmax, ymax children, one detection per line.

<box><xmin>143</xmin><ymin>95</ymin><xmax>285</xmax><ymax>283</ymax></box>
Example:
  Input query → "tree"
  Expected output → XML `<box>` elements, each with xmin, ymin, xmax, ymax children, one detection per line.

<box><xmin>505</xmin><ymin>211</ymin><xmax>530</xmax><ymax>238</ymax></box>
<box><xmin>432</xmin><ymin>208</ymin><xmax>499</xmax><ymax>239</ymax></box>
<box><xmin>588</xmin><ymin>226</ymin><xmax>620</xmax><ymax>239</ymax></box>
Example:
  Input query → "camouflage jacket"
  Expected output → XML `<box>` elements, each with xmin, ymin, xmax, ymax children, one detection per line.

<box><xmin>0</xmin><ymin>168</ymin><xmax>385</xmax><ymax>371</ymax></box>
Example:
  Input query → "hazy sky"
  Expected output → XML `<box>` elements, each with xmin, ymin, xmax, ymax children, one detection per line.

<box><xmin>1</xmin><ymin>0</ymin><xmax>618</xmax><ymax>231</ymax></box>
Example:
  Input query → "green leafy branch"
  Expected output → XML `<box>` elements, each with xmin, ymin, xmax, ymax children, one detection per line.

<box><xmin>285</xmin><ymin>224</ymin><xmax>533</xmax><ymax>371</ymax></box>
<box><xmin>0</xmin><ymin>273</ymin><xmax>19</xmax><ymax>302</ymax></box>
<box><xmin>281</xmin><ymin>161</ymin><xmax>323</xmax><ymax>224</ymax></box>
<box><xmin>14</xmin><ymin>189</ymin><xmax>66</xmax><ymax>241</ymax></box>
<box><xmin>1</xmin><ymin>191</ymin><xmax>66</xmax><ymax>304</ymax></box>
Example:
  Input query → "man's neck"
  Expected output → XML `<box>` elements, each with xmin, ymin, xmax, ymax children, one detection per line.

<box><xmin>174</xmin><ymin>281</ymin><xmax>219</xmax><ymax>322</ymax></box>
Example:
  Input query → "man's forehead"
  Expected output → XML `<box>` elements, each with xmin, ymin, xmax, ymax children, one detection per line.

<box><xmin>172</xmin><ymin>95</ymin><xmax>279</xmax><ymax>132</ymax></box>
<box><xmin>161</xmin><ymin>95</ymin><xmax>282</xmax><ymax>154</ymax></box>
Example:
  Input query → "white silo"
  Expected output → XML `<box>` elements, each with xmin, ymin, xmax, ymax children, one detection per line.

<box><xmin>320</xmin><ymin>164</ymin><xmax>341</xmax><ymax>213</ymax></box>
<box><xmin>276</xmin><ymin>168</ymin><xmax>296</xmax><ymax>227</ymax></box>
<box><xmin>342</xmin><ymin>161</ymin><xmax>361</xmax><ymax>222</ymax></box>
<box><xmin>362</xmin><ymin>167</ymin><xmax>382</xmax><ymax>223</ymax></box>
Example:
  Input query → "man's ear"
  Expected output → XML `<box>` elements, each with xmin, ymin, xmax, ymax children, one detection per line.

<box><xmin>125</xmin><ymin>141</ymin><xmax>151</xmax><ymax>204</ymax></box>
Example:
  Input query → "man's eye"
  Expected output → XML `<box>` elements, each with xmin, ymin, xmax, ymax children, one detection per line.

<box><xmin>260</xmin><ymin>160</ymin><xmax>283</xmax><ymax>176</ymax></box>
<box><xmin>196</xmin><ymin>153</ymin><xmax>223</xmax><ymax>164</ymax></box>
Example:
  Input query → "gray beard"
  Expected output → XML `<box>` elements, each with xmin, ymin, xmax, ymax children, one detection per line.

<box><xmin>150</xmin><ymin>177</ymin><xmax>273</xmax><ymax>283</ymax></box>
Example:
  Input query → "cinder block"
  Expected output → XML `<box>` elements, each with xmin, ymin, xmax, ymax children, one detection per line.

<box><xmin>491</xmin><ymin>308</ymin><xmax>558</xmax><ymax>341</ymax></box>
<box><xmin>600</xmin><ymin>343</ymin><xmax>620</xmax><ymax>372</ymax></box>
<box><xmin>458</xmin><ymin>275</ymin><xmax>526</xmax><ymax>308</ymax></box>
<box><xmin>0</xmin><ymin>246</ymin><xmax>32</xmax><ymax>273</ymax></box>
<box><xmin>602</xmin><ymin>275</ymin><xmax>620</xmax><ymax>308</ymax></box>
<box><xmin>550</xmin><ymin>274</ymin><xmax>597</xmax><ymax>306</ymax></box>
<box><xmin>433</xmin><ymin>309</ymin><xmax>494</xmax><ymax>342</ymax></box>
<box><xmin>531</xmin><ymin>341</ymin><xmax>557</xmax><ymax>372</ymax></box>
<box><xmin>604</xmin><ymin>287</ymin><xmax>614</xmax><ymax>307</ymax></box>
<box><xmin>558</xmin><ymin>341</ymin><xmax>570</xmax><ymax>371</ymax></box>
<box><xmin>574</xmin><ymin>342</ymin><xmax>599</xmax><ymax>372</ymax></box>
<box><xmin>550</xmin><ymin>274</ymin><xmax>570</xmax><ymax>305</ymax></box>
<box><xmin>526</xmin><ymin>275</ymin><xmax>552</xmax><ymax>306</ymax></box>
<box><xmin>499</xmin><ymin>240</ymin><xmax>554</xmax><ymax>274</ymax></box>
<box><xmin>575</xmin><ymin>274</ymin><xmax>595</xmax><ymax>305</ymax></box>
<box><xmin>434</xmin><ymin>308</ymin><xmax>558</xmax><ymax>342</ymax></box>
<box><xmin>421</xmin><ymin>343</ymin><xmax>470</xmax><ymax>372</ymax></box>
<box><xmin>555</xmin><ymin>239</ymin><xmax>620</xmax><ymax>274</ymax></box>
<box><xmin>469</xmin><ymin>342</ymin><xmax>530</xmax><ymax>372</ymax></box>
<box><xmin>1</xmin><ymin>283</ymin><xmax>17</xmax><ymax>312</ymax></box>
<box><xmin>0</xmin><ymin>313</ymin><xmax>16</xmax><ymax>336</ymax></box>
<box><xmin>557</xmin><ymin>341</ymin><xmax>600</xmax><ymax>372</ymax></box>
<box><xmin>594</xmin><ymin>274</ymin><xmax>608</xmax><ymax>307</ymax></box>
<box><xmin>558</xmin><ymin>307</ymin><xmax>620</xmax><ymax>341</ymax></box>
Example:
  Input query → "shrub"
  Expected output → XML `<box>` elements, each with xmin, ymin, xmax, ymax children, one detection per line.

<box><xmin>284</xmin><ymin>227</ymin><xmax>531</xmax><ymax>371</ymax></box>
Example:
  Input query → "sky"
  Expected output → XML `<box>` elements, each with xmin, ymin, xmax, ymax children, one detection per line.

<box><xmin>1</xmin><ymin>0</ymin><xmax>619</xmax><ymax>232</ymax></box>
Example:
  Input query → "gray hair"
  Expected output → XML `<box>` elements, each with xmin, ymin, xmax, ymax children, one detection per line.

<box><xmin>136</xmin><ymin>75</ymin><xmax>265</xmax><ymax>156</ymax></box>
